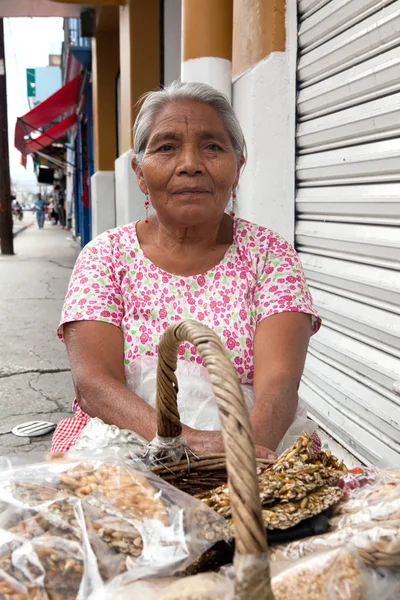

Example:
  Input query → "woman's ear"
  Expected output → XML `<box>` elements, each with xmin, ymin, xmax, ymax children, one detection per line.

<box><xmin>131</xmin><ymin>157</ymin><xmax>148</xmax><ymax>195</ymax></box>
<box><xmin>233</xmin><ymin>154</ymin><xmax>246</xmax><ymax>189</ymax></box>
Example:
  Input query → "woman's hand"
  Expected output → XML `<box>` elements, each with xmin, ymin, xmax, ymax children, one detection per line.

<box><xmin>184</xmin><ymin>428</ymin><xmax>277</xmax><ymax>462</ymax></box>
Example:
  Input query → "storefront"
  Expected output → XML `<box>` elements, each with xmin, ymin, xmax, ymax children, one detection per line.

<box><xmin>63</xmin><ymin>17</ymin><xmax>93</xmax><ymax>246</ymax></box>
<box><xmin>295</xmin><ymin>0</ymin><xmax>400</xmax><ymax>465</ymax></box>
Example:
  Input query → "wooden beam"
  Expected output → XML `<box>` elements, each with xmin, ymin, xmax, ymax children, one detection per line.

<box><xmin>233</xmin><ymin>0</ymin><xmax>286</xmax><ymax>78</ymax></box>
<box><xmin>119</xmin><ymin>0</ymin><xmax>160</xmax><ymax>153</ymax></box>
<box><xmin>95</xmin><ymin>5</ymin><xmax>119</xmax><ymax>32</ymax></box>
<box><xmin>182</xmin><ymin>0</ymin><xmax>233</xmax><ymax>62</ymax></box>
<box><xmin>50</xmin><ymin>0</ymin><xmax>124</xmax><ymax>6</ymax></box>
<box><xmin>0</xmin><ymin>0</ymin><xmax>82</xmax><ymax>18</ymax></box>
<box><xmin>92</xmin><ymin>28</ymin><xmax>119</xmax><ymax>170</ymax></box>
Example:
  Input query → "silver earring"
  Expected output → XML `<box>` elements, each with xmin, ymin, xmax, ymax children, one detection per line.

<box><xmin>144</xmin><ymin>194</ymin><xmax>150</xmax><ymax>224</ymax></box>
<box><xmin>231</xmin><ymin>189</ymin><xmax>236</xmax><ymax>217</ymax></box>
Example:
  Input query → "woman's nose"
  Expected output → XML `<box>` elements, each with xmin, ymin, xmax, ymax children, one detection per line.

<box><xmin>177</xmin><ymin>145</ymin><xmax>204</xmax><ymax>175</ymax></box>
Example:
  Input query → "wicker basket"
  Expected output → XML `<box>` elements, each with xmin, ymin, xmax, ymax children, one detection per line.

<box><xmin>150</xmin><ymin>320</ymin><xmax>271</xmax><ymax>493</ymax></box>
<box><xmin>150</xmin><ymin>319</ymin><xmax>274</xmax><ymax>599</ymax></box>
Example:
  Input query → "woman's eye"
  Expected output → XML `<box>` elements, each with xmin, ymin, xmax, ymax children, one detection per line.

<box><xmin>206</xmin><ymin>143</ymin><xmax>222</xmax><ymax>151</ymax></box>
<box><xmin>158</xmin><ymin>144</ymin><xmax>174</xmax><ymax>152</ymax></box>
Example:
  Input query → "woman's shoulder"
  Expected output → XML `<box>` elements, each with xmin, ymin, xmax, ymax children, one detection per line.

<box><xmin>234</xmin><ymin>217</ymin><xmax>292</xmax><ymax>256</ymax></box>
<box><xmin>83</xmin><ymin>222</ymin><xmax>138</xmax><ymax>253</ymax></box>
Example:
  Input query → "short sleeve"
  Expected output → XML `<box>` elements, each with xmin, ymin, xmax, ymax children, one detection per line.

<box><xmin>254</xmin><ymin>232</ymin><xmax>321</xmax><ymax>335</ymax></box>
<box><xmin>58</xmin><ymin>233</ymin><xmax>124</xmax><ymax>341</ymax></box>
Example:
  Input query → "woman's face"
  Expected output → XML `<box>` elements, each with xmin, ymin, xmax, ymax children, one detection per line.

<box><xmin>133</xmin><ymin>100</ymin><xmax>241</xmax><ymax>227</ymax></box>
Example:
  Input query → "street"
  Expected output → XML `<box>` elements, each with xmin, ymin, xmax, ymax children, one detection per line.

<box><xmin>0</xmin><ymin>220</ymin><xmax>80</xmax><ymax>455</ymax></box>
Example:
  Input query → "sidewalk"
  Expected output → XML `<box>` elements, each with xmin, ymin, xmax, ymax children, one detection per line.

<box><xmin>13</xmin><ymin>212</ymin><xmax>35</xmax><ymax>237</ymax></box>
<box><xmin>0</xmin><ymin>221</ymin><xmax>80</xmax><ymax>456</ymax></box>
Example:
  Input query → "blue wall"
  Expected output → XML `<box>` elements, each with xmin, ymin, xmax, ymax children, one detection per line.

<box><xmin>73</xmin><ymin>83</ymin><xmax>94</xmax><ymax>248</ymax></box>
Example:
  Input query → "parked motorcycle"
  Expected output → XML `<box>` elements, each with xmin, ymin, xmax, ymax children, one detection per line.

<box><xmin>13</xmin><ymin>205</ymin><xmax>23</xmax><ymax>221</ymax></box>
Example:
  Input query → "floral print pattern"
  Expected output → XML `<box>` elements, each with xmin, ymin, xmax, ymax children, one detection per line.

<box><xmin>59</xmin><ymin>217</ymin><xmax>320</xmax><ymax>386</ymax></box>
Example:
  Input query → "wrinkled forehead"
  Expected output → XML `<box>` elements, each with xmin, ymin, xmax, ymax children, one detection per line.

<box><xmin>147</xmin><ymin>100</ymin><xmax>231</xmax><ymax>143</ymax></box>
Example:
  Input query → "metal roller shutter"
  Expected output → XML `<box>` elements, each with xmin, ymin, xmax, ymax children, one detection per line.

<box><xmin>296</xmin><ymin>0</ymin><xmax>400</xmax><ymax>465</ymax></box>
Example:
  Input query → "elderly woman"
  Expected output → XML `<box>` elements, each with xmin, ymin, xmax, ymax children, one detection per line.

<box><xmin>51</xmin><ymin>81</ymin><xmax>320</xmax><ymax>458</ymax></box>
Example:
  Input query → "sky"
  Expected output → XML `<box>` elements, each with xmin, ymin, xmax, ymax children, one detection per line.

<box><xmin>4</xmin><ymin>18</ymin><xmax>64</xmax><ymax>191</ymax></box>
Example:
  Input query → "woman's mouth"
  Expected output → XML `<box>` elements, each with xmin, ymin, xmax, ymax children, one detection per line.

<box><xmin>173</xmin><ymin>188</ymin><xmax>210</xmax><ymax>195</ymax></box>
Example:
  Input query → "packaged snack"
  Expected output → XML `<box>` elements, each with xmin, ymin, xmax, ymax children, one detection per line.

<box><xmin>94</xmin><ymin>546</ymin><xmax>399</xmax><ymax>600</ymax></box>
<box><xmin>270</xmin><ymin>546</ymin><xmax>398</xmax><ymax>600</ymax></box>
<box><xmin>330</xmin><ymin>495</ymin><xmax>400</xmax><ymax>530</ymax></box>
<box><xmin>270</xmin><ymin>520</ymin><xmax>400</xmax><ymax>569</ymax></box>
<box><xmin>335</xmin><ymin>468</ymin><xmax>400</xmax><ymax>515</ymax></box>
<box><xmin>271</xmin><ymin>547</ymin><xmax>365</xmax><ymax>600</ymax></box>
<box><xmin>0</xmin><ymin>451</ymin><xmax>230</xmax><ymax>598</ymax></box>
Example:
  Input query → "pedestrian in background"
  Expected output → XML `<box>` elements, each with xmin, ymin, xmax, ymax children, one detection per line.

<box><xmin>54</xmin><ymin>185</ymin><xmax>66</xmax><ymax>228</ymax></box>
<box><xmin>34</xmin><ymin>193</ymin><xmax>46</xmax><ymax>229</ymax></box>
<box><xmin>49</xmin><ymin>198</ymin><xmax>58</xmax><ymax>225</ymax></box>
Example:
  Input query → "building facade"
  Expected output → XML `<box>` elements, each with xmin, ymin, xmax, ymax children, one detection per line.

<box><xmin>27</xmin><ymin>65</ymin><xmax>62</xmax><ymax>109</ymax></box>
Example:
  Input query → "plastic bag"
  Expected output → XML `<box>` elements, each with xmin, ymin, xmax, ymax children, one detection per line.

<box><xmin>270</xmin><ymin>520</ymin><xmax>400</xmax><ymax>569</ymax></box>
<box><xmin>269</xmin><ymin>546</ymin><xmax>399</xmax><ymax>600</ymax></box>
<box><xmin>90</xmin><ymin>573</ymin><xmax>233</xmax><ymax>600</ymax></box>
<box><xmin>330</xmin><ymin>495</ymin><xmax>400</xmax><ymax>530</ymax></box>
<box><xmin>0</xmin><ymin>450</ymin><xmax>230</xmax><ymax>599</ymax></box>
<box><xmin>71</xmin><ymin>418</ymin><xmax>148</xmax><ymax>455</ymax></box>
<box><xmin>89</xmin><ymin>555</ymin><xmax>268</xmax><ymax>600</ymax></box>
<box><xmin>328</xmin><ymin>468</ymin><xmax>400</xmax><ymax>534</ymax></box>
<box><xmin>335</xmin><ymin>468</ymin><xmax>400</xmax><ymax>516</ymax></box>
<box><xmin>126</xmin><ymin>356</ymin><xmax>233</xmax><ymax>431</ymax></box>
<box><xmin>91</xmin><ymin>546</ymin><xmax>399</xmax><ymax>600</ymax></box>
<box><xmin>337</xmin><ymin>468</ymin><xmax>378</xmax><ymax>496</ymax></box>
<box><xmin>95</xmin><ymin>356</ymin><xmax>313</xmax><ymax>455</ymax></box>
<box><xmin>72</xmin><ymin>358</ymin><xmax>314</xmax><ymax>455</ymax></box>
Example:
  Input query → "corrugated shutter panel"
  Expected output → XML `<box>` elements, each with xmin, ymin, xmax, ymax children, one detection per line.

<box><xmin>296</xmin><ymin>0</ymin><xmax>400</xmax><ymax>466</ymax></box>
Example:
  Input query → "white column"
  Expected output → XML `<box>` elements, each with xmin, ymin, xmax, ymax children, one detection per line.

<box><xmin>182</xmin><ymin>57</ymin><xmax>232</xmax><ymax>102</ymax></box>
<box><xmin>233</xmin><ymin>51</ymin><xmax>295</xmax><ymax>242</ymax></box>
<box><xmin>231</xmin><ymin>0</ymin><xmax>297</xmax><ymax>242</ymax></box>
<box><xmin>181</xmin><ymin>0</ymin><xmax>233</xmax><ymax>102</ymax></box>
<box><xmin>163</xmin><ymin>0</ymin><xmax>182</xmax><ymax>85</ymax></box>
<box><xmin>114</xmin><ymin>150</ymin><xmax>144</xmax><ymax>227</ymax></box>
<box><xmin>91</xmin><ymin>171</ymin><xmax>116</xmax><ymax>237</ymax></box>
<box><xmin>115</xmin><ymin>0</ymin><xmax>161</xmax><ymax>227</ymax></box>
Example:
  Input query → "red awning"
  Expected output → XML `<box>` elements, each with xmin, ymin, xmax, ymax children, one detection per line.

<box><xmin>26</xmin><ymin>113</ymin><xmax>78</xmax><ymax>154</ymax></box>
<box><xmin>15</xmin><ymin>75</ymin><xmax>81</xmax><ymax>155</ymax></box>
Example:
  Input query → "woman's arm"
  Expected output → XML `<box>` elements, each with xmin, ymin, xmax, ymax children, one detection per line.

<box><xmin>251</xmin><ymin>312</ymin><xmax>312</xmax><ymax>451</ymax></box>
<box><xmin>64</xmin><ymin>321</ymin><xmax>159</xmax><ymax>440</ymax></box>
<box><xmin>64</xmin><ymin>320</ymin><xmax>275</xmax><ymax>460</ymax></box>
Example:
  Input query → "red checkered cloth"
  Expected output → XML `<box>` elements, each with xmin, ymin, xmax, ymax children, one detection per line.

<box><xmin>50</xmin><ymin>405</ymin><xmax>89</xmax><ymax>453</ymax></box>
<box><xmin>51</xmin><ymin>406</ymin><xmax>322</xmax><ymax>456</ymax></box>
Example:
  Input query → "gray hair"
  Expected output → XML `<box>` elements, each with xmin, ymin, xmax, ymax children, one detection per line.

<box><xmin>133</xmin><ymin>80</ymin><xmax>246</xmax><ymax>164</ymax></box>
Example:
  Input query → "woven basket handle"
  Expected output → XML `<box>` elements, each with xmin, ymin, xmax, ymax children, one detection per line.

<box><xmin>156</xmin><ymin>320</ymin><xmax>274</xmax><ymax>599</ymax></box>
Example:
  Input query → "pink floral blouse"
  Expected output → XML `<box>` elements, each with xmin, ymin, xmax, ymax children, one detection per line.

<box><xmin>59</xmin><ymin>217</ymin><xmax>320</xmax><ymax>381</ymax></box>
<box><xmin>52</xmin><ymin>218</ymin><xmax>320</xmax><ymax>452</ymax></box>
